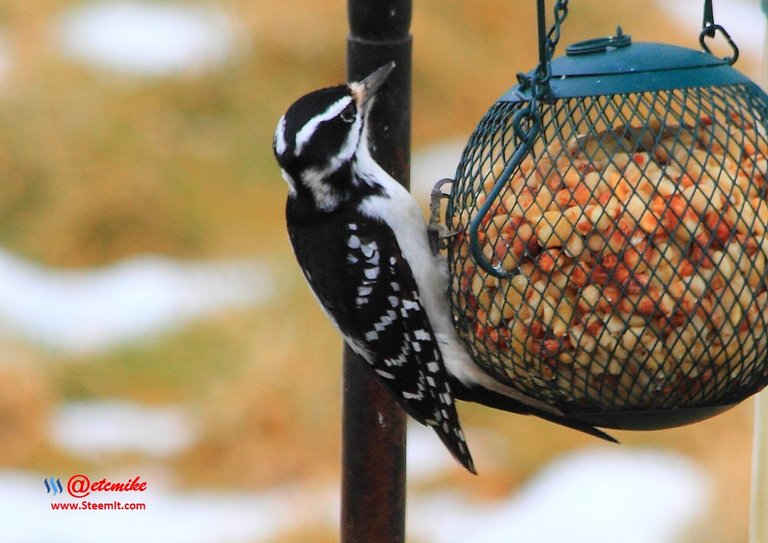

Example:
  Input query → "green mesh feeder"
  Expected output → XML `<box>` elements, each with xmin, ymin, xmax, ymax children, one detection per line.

<box><xmin>444</xmin><ymin>0</ymin><xmax>768</xmax><ymax>429</ymax></box>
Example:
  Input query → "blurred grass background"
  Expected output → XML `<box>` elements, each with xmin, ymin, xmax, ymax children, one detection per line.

<box><xmin>0</xmin><ymin>1</ymin><xmax>762</xmax><ymax>541</ymax></box>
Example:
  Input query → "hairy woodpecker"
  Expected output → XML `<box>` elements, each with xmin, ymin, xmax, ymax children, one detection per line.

<box><xmin>273</xmin><ymin>63</ymin><xmax>613</xmax><ymax>474</ymax></box>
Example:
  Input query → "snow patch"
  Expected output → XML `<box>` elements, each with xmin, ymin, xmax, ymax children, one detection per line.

<box><xmin>55</xmin><ymin>1</ymin><xmax>242</xmax><ymax>76</ymax></box>
<box><xmin>50</xmin><ymin>401</ymin><xmax>198</xmax><ymax>457</ymax></box>
<box><xmin>410</xmin><ymin>447</ymin><xmax>710</xmax><ymax>543</ymax></box>
<box><xmin>0</xmin><ymin>448</ymin><xmax>710</xmax><ymax>542</ymax></box>
<box><xmin>0</xmin><ymin>249</ymin><xmax>271</xmax><ymax>353</ymax></box>
<box><xmin>0</xmin><ymin>470</ymin><xmax>335</xmax><ymax>543</ymax></box>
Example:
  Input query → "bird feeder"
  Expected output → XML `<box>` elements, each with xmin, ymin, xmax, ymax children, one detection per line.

<box><xmin>444</xmin><ymin>0</ymin><xmax>768</xmax><ymax>430</ymax></box>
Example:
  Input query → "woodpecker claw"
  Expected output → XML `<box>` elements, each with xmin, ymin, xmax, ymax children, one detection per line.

<box><xmin>429</xmin><ymin>178</ymin><xmax>453</xmax><ymax>222</ymax></box>
<box><xmin>428</xmin><ymin>178</ymin><xmax>457</xmax><ymax>255</ymax></box>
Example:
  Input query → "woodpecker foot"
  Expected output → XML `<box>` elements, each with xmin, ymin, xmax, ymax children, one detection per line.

<box><xmin>428</xmin><ymin>178</ymin><xmax>459</xmax><ymax>256</ymax></box>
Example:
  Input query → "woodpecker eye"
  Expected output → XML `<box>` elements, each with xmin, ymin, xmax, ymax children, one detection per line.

<box><xmin>340</xmin><ymin>103</ymin><xmax>356</xmax><ymax>123</ymax></box>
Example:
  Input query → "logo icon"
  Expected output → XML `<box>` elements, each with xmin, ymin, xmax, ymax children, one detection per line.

<box><xmin>44</xmin><ymin>477</ymin><xmax>64</xmax><ymax>495</ymax></box>
<box><xmin>67</xmin><ymin>474</ymin><xmax>91</xmax><ymax>498</ymax></box>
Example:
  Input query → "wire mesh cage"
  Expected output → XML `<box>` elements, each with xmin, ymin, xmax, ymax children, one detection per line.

<box><xmin>444</xmin><ymin>1</ymin><xmax>768</xmax><ymax>429</ymax></box>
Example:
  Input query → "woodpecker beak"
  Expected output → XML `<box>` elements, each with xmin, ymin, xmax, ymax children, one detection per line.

<box><xmin>350</xmin><ymin>62</ymin><xmax>395</xmax><ymax>109</ymax></box>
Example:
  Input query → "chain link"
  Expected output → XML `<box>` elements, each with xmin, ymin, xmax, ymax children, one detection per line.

<box><xmin>544</xmin><ymin>0</ymin><xmax>569</xmax><ymax>65</ymax></box>
<box><xmin>699</xmin><ymin>0</ymin><xmax>739</xmax><ymax>65</ymax></box>
<box><xmin>532</xmin><ymin>0</ymin><xmax>570</xmax><ymax>95</ymax></box>
<box><xmin>472</xmin><ymin>0</ymin><xmax>572</xmax><ymax>277</ymax></box>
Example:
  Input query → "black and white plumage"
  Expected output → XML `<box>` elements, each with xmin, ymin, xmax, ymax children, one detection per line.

<box><xmin>273</xmin><ymin>63</ymin><xmax>613</xmax><ymax>474</ymax></box>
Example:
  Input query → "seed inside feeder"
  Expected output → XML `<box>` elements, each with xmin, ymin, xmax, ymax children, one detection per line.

<box><xmin>450</xmin><ymin>111</ymin><xmax>768</xmax><ymax>413</ymax></box>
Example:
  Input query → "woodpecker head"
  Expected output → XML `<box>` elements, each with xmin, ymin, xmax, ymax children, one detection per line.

<box><xmin>274</xmin><ymin>62</ymin><xmax>395</xmax><ymax>210</ymax></box>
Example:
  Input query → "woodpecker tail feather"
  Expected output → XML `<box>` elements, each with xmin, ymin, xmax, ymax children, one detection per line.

<box><xmin>450</xmin><ymin>380</ymin><xmax>618</xmax><ymax>444</ymax></box>
<box><xmin>425</xmin><ymin>415</ymin><xmax>477</xmax><ymax>474</ymax></box>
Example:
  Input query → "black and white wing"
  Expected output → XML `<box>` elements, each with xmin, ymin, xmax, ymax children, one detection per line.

<box><xmin>287</xmin><ymin>206</ymin><xmax>475</xmax><ymax>472</ymax></box>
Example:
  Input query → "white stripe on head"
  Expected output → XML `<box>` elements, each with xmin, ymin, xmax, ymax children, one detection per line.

<box><xmin>295</xmin><ymin>96</ymin><xmax>353</xmax><ymax>155</ymax></box>
<box><xmin>299</xmin><ymin>111</ymin><xmax>362</xmax><ymax>211</ymax></box>
<box><xmin>274</xmin><ymin>115</ymin><xmax>287</xmax><ymax>156</ymax></box>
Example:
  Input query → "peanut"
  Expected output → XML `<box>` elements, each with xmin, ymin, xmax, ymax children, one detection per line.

<box><xmin>456</xmin><ymin>115</ymin><xmax>768</xmax><ymax>409</ymax></box>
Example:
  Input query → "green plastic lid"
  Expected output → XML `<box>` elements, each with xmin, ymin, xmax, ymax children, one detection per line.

<box><xmin>500</xmin><ymin>35</ymin><xmax>757</xmax><ymax>101</ymax></box>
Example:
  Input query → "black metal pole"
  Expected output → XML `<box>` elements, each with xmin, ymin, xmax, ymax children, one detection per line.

<box><xmin>342</xmin><ymin>2</ymin><xmax>411</xmax><ymax>543</ymax></box>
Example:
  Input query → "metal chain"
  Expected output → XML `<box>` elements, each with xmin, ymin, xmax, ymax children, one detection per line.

<box><xmin>532</xmin><ymin>0</ymin><xmax>570</xmax><ymax>96</ymax></box>
<box><xmin>544</xmin><ymin>0</ymin><xmax>569</xmax><ymax>66</ymax></box>
<box><xmin>702</xmin><ymin>0</ymin><xmax>716</xmax><ymax>37</ymax></box>
<box><xmin>699</xmin><ymin>0</ymin><xmax>739</xmax><ymax>65</ymax></box>
<box><xmin>469</xmin><ymin>0</ymin><xmax>571</xmax><ymax>278</ymax></box>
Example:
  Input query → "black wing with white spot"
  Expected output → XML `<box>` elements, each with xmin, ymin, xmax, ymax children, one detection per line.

<box><xmin>287</xmin><ymin>206</ymin><xmax>474</xmax><ymax>472</ymax></box>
